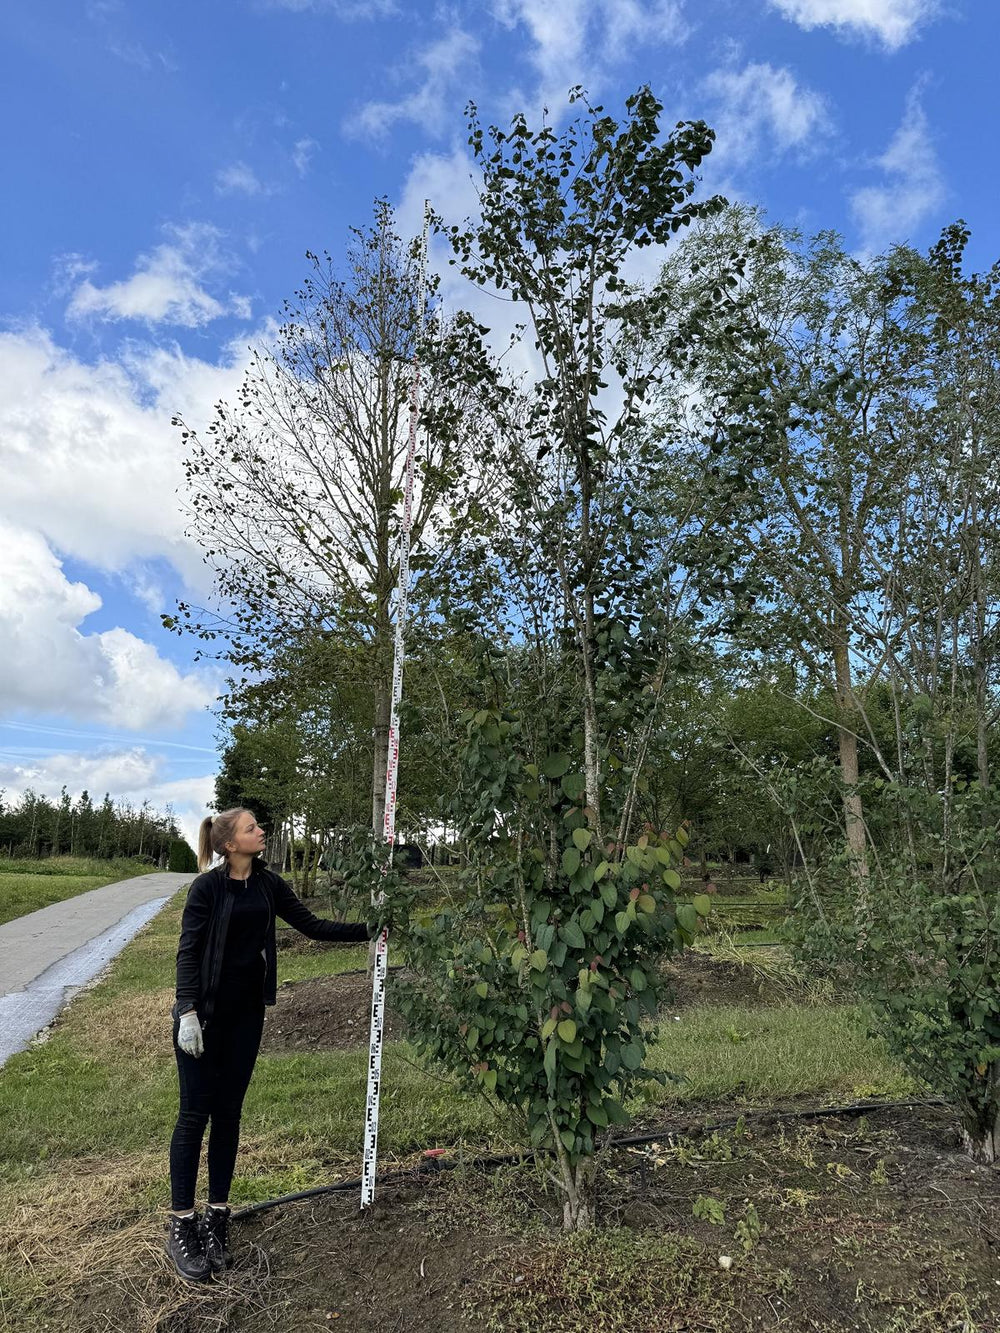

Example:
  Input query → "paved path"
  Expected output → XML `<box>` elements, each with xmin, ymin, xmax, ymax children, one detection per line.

<box><xmin>0</xmin><ymin>871</ymin><xmax>192</xmax><ymax>1069</ymax></box>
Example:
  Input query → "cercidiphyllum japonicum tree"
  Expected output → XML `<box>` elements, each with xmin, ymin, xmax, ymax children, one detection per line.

<box><xmin>432</xmin><ymin>86</ymin><xmax>735</xmax><ymax>850</ymax></box>
<box><xmin>165</xmin><ymin>200</ymin><xmax>492</xmax><ymax>838</ymax></box>
<box><xmin>776</xmin><ymin>764</ymin><xmax>1000</xmax><ymax>1165</ymax></box>
<box><xmin>379</xmin><ymin>88</ymin><xmax>730</xmax><ymax>1232</ymax></box>
<box><xmin>389</xmin><ymin>708</ymin><xmax>707</xmax><ymax>1233</ymax></box>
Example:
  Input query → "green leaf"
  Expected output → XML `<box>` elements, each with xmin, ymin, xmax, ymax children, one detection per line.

<box><xmin>615</xmin><ymin>910</ymin><xmax>630</xmax><ymax>935</ymax></box>
<box><xmin>560</xmin><ymin>919</ymin><xmax>585</xmax><ymax>950</ymax></box>
<box><xmin>593</xmin><ymin>860</ymin><xmax>610</xmax><ymax>882</ymax></box>
<box><xmin>600</xmin><ymin>880</ymin><xmax>617</xmax><ymax>908</ymax></box>
<box><xmin>676</xmin><ymin>904</ymin><xmax>699</xmax><ymax>934</ymax></box>
<box><xmin>543</xmin><ymin>1039</ymin><xmax>557</xmax><ymax>1084</ymax></box>
<box><xmin>541</xmin><ymin>1017</ymin><xmax>557</xmax><ymax>1040</ymax></box>
<box><xmin>562</xmin><ymin>847</ymin><xmax>582</xmax><ymax>877</ymax></box>
<box><xmin>561</xmin><ymin>772</ymin><xmax>586</xmax><ymax>801</ymax></box>
<box><xmin>558</xmin><ymin>1019</ymin><xmax>578</xmax><ymax>1043</ymax></box>
<box><xmin>637</xmin><ymin>893</ymin><xmax>655</xmax><ymax>915</ymax></box>
<box><xmin>585</xmin><ymin>1102</ymin><xmax>608</xmax><ymax>1127</ymax></box>
<box><xmin>542</xmin><ymin>754</ymin><xmax>570</xmax><ymax>779</ymax></box>
<box><xmin>576</xmin><ymin>987</ymin><xmax>592</xmax><ymax>1015</ymax></box>
<box><xmin>629</xmin><ymin>967</ymin><xmax>646</xmax><ymax>992</ymax></box>
<box><xmin>662</xmin><ymin>868</ymin><xmax>681</xmax><ymax>890</ymax></box>
<box><xmin>693</xmin><ymin>894</ymin><xmax>712</xmax><ymax>917</ymax></box>
<box><xmin>572</xmin><ymin>827</ymin><xmax>592</xmax><ymax>852</ymax></box>
<box><xmin>560</xmin><ymin>1129</ymin><xmax>575</xmax><ymax>1151</ymax></box>
<box><xmin>621</xmin><ymin>1041</ymin><xmax>643</xmax><ymax>1070</ymax></box>
<box><xmin>530</xmin><ymin>949</ymin><xmax>548</xmax><ymax>971</ymax></box>
<box><xmin>474</xmin><ymin>981</ymin><xmax>488</xmax><ymax>999</ymax></box>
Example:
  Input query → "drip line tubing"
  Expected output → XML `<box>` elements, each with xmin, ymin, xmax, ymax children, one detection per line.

<box><xmin>231</xmin><ymin>1094</ymin><xmax>949</xmax><ymax>1222</ymax></box>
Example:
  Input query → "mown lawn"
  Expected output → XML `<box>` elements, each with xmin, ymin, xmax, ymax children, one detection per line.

<box><xmin>0</xmin><ymin>857</ymin><xmax>159</xmax><ymax>927</ymax></box>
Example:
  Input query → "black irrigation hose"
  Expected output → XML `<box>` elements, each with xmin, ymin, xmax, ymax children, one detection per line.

<box><xmin>230</xmin><ymin>1094</ymin><xmax>949</xmax><ymax>1222</ymax></box>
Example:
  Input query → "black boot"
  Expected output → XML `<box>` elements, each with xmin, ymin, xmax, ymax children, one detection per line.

<box><xmin>200</xmin><ymin>1204</ymin><xmax>233</xmax><ymax>1272</ymax></box>
<box><xmin>165</xmin><ymin>1210</ymin><xmax>212</xmax><ymax>1283</ymax></box>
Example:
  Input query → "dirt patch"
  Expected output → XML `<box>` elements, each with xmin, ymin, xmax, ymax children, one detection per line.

<box><xmin>6</xmin><ymin>1103</ymin><xmax>1000</xmax><ymax>1332</ymax></box>
<box><xmin>219</xmin><ymin>1103</ymin><xmax>1000</xmax><ymax>1332</ymax></box>
<box><xmin>260</xmin><ymin>971</ymin><xmax>405</xmax><ymax>1054</ymax></box>
<box><xmin>258</xmin><ymin>950</ymin><xmax>810</xmax><ymax>1057</ymax></box>
<box><xmin>659</xmin><ymin>947</ymin><xmax>796</xmax><ymax>1009</ymax></box>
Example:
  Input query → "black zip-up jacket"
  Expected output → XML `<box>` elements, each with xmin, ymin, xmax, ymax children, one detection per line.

<box><xmin>172</xmin><ymin>863</ymin><xmax>369</xmax><ymax>1027</ymax></box>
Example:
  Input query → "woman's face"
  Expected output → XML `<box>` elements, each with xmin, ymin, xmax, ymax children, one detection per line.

<box><xmin>226</xmin><ymin>812</ymin><xmax>268</xmax><ymax>858</ymax></box>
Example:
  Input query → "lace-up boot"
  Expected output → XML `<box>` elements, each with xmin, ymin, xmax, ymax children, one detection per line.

<box><xmin>200</xmin><ymin>1204</ymin><xmax>233</xmax><ymax>1271</ymax></box>
<box><xmin>165</xmin><ymin>1210</ymin><xmax>212</xmax><ymax>1282</ymax></box>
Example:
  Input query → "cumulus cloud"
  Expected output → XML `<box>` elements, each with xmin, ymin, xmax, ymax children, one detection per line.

<box><xmin>0</xmin><ymin>524</ymin><xmax>218</xmax><ymax>731</ymax></box>
<box><xmin>850</xmin><ymin>87</ymin><xmax>945</xmax><ymax>248</ymax></box>
<box><xmin>66</xmin><ymin>222</ymin><xmax>250</xmax><ymax>327</ymax></box>
<box><xmin>347</xmin><ymin>28</ymin><xmax>480</xmax><ymax>141</ymax></box>
<box><xmin>215</xmin><ymin>161</ymin><xmax>265</xmax><ymax>196</ymax></box>
<box><xmin>491</xmin><ymin>0</ymin><xmax>686</xmax><ymax>113</ymax></box>
<box><xmin>767</xmin><ymin>0</ymin><xmax>942</xmax><ymax>50</ymax></box>
<box><xmin>702</xmin><ymin>60</ymin><xmax>832</xmax><ymax>176</ymax></box>
<box><xmin>0</xmin><ymin>324</ymin><xmax>251</xmax><ymax>582</ymax></box>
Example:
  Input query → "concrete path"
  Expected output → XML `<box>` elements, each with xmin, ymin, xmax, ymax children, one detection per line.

<box><xmin>0</xmin><ymin>872</ymin><xmax>192</xmax><ymax>1069</ymax></box>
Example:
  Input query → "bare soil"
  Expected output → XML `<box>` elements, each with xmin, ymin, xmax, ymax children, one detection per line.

<box><xmin>259</xmin><ymin>970</ymin><xmax>405</xmax><ymax>1054</ymax></box>
<box><xmin>155</xmin><ymin>1101</ymin><xmax>1000</xmax><ymax>1333</ymax></box>
<box><xmin>257</xmin><ymin>949</ymin><xmax>800</xmax><ymax>1056</ymax></box>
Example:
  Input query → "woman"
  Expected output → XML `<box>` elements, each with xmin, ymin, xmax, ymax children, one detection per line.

<box><xmin>165</xmin><ymin>807</ymin><xmax>371</xmax><ymax>1283</ymax></box>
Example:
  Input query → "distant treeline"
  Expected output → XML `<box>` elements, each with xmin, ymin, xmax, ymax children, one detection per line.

<box><xmin>0</xmin><ymin>788</ymin><xmax>182</xmax><ymax>863</ymax></box>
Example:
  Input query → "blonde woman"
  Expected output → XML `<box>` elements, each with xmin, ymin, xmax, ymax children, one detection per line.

<box><xmin>165</xmin><ymin>808</ymin><xmax>371</xmax><ymax>1282</ymax></box>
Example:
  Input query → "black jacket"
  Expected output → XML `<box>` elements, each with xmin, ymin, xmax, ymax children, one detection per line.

<box><xmin>173</xmin><ymin>863</ymin><xmax>369</xmax><ymax>1026</ymax></box>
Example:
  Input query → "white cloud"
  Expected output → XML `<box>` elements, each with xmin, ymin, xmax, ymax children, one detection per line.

<box><xmin>66</xmin><ymin>223</ymin><xmax>250</xmax><ymax>327</ymax></box>
<box><xmin>767</xmin><ymin>0</ymin><xmax>942</xmax><ymax>50</ymax></box>
<box><xmin>215</xmin><ymin>161</ymin><xmax>265</xmax><ymax>196</ymax></box>
<box><xmin>0</xmin><ymin>524</ymin><xmax>217</xmax><ymax>731</ymax></box>
<box><xmin>348</xmin><ymin>28</ymin><xmax>480</xmax><ymax>141</ymax></box>
<box><xmin>0</xmin><ymin>324</ymin><xmax>251</xmax><ymax>581</ymax></box>
<box><xmin>850</xmin><ymin>88</ymin><xmax>945</xmax><ymax>248</ymax></box>
<box><xmin>703</xmin><ymin>61</ymin><xmax>831</xmax><ymax>174</ymax></box>
<box><xmin>491</xmin><ymin>0</ymin><xmax>686</xmax><ymax>113</ymax></box>
<box><xmin>0</xmin><ymin>750</ymin><xmax>217</xmax><ymax>853</ymax></box>
<box><xmin>292</xmin><ymin>137</ymin><xmax>319</xmax><ymax>176</ymax></box>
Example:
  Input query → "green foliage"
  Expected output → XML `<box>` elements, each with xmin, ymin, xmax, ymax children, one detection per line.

<box><xmin>789</xmin><ymin>769</ymin><xmax>1000</xmax><ymax>1157</ymax></box>
<box><xmin>392</xmin><ymin>708</ymin><xmax>709</xmax><ymax>1175</ymax></box>
<box><xmin>167</xmin><ymin>840</ymin><xmax>198</xmax><ymax>874</ymax></box>
<box><xmin>692</xmin><ymin>1193</ymin><xmax>726</xmax><ymax>1225</ymax></box>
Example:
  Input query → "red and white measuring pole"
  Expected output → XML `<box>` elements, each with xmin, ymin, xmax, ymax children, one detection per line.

<box><xmin>361</xmin><ymin>200</ymin><xmax>430</xmax><ymax>1210</ymax></box>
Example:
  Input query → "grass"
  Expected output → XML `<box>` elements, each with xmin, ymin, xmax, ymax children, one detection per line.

<box><xmin>0</xmin><ymin>856</ymin><xmax>159</xmax><ymax>927</ymax></box>
<box><xmin>0</xmin><ymin>887</ymin><xmax>913</xmax><ymax>1197</ymax></box>
<box><xmin>0</xmin><ymin>879</ymin><xmax>932</xmax><ymax>1333</ymax></box>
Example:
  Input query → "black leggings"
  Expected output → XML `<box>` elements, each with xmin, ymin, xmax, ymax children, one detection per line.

<box><xmin>169</xmin><ymin>1004</ymin><xmax>265</xmax><ymax>1211</ymax></box>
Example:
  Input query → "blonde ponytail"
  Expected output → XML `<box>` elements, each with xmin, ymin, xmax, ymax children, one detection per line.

<box><xmin>197</xmin><ymin>816</ymin><xmax>215</xmax><ymax>872</ymax></box>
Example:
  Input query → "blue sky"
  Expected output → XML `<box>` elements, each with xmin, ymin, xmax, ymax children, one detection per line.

<box><xmin>0</xmin><ymin>0</ymin><xmax>996</xmax><ymax>849</ymax></box>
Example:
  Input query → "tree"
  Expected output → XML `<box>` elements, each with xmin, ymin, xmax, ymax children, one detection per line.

<box><xmin>168</xmin><ymin>201</ymin><xmax>487</xmax><ymax>835</ymax></box>
<box><xmin>390</xmin><ymin>86</ymin><xmax>726</xmax><ymax>1230</ymax></box>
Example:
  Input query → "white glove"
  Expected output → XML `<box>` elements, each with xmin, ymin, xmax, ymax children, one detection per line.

<box><xmin>177</xmin><ymin>1011</ymin><xmax>204</xmax><ymax>1058</ymax></box>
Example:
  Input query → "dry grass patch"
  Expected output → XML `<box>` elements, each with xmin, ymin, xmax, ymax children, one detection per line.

<box><xmin>0</xmin><ymin>1141</ymin><xmax>342</xmax><ymax>1333</ymax></box>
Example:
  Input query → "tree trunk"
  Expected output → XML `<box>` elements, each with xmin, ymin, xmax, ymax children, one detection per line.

<box><xmin>559</xmin><ymin>1156</ymin><xmax>595</xmax><ymax>1231</ymax></box>
<box><xmin>831</xmin><ymin>635</ymin><xmax>870</xmax><ymax>908</ymax></box>
<box><xmin>961</xmin><ymin>1065</ymin><xmax>1000</xmax><ymax>1163</ymax></box>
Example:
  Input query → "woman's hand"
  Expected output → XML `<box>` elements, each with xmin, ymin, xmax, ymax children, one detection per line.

<box><xmin>177</xmin><ymin>1012</ymin><xmax>204</xmax><ymax>1058</ymax></box>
